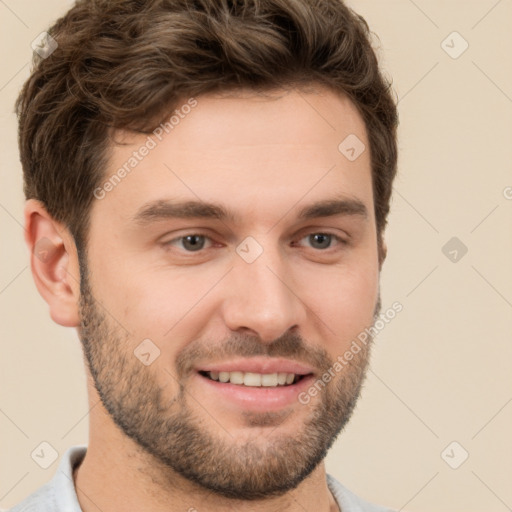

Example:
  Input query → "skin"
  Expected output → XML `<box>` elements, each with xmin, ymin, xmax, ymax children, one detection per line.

<box><xmin>25</xmin><ymin>85</ymin><xmax>386</xmax><ymax>512</ymax></box>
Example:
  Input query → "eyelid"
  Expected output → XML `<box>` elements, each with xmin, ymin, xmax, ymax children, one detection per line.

<box><xmin>162</xmin><ymin>230</ymin><xmax>349</xmax><ymax>254</ymax></box>
<box><xmin>294</xmin><ymin>231</ymin><xmax>349</xmax><ymax>249</ymax></box>
<box><xmin>162</xmin><ymin>232</ymin><xmax>215</xmax><ymax>249</ymax></box>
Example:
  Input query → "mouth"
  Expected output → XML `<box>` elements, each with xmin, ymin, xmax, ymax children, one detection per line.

<box><xmin>193</xmin><ymin>358</ymin><xmax>317</xmax><ymax>412</ymax></box>
<box><xmin>198</xmin><ymin>370</ymin><xmax>310</xmax><ymax>387</ymax></box>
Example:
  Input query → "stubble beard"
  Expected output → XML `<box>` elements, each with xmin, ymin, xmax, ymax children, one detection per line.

<box><xmin>77</xmin><ymin>262</ymin><xmax>378</xmax><ymax>500</ymax></box>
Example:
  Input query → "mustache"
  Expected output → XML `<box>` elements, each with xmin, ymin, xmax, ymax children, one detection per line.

<box><xmin>175</xmin><ymin>295</ymin><xmax>381</xmax><ymax>378</ymax></box>
<box><xmin>175</xmin><ymin>331</ymin><xmax>333</xmax><ymax>378</ymax></box>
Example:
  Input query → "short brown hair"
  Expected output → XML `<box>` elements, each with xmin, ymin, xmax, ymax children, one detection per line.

<box><xmin>16</xmin><ymin>0</ymin><xmax>398</xmax><ymax>252</ymax></box>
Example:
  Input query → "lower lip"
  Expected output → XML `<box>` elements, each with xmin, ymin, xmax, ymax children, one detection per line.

<box><xmin>195</xmin><ymin>373</ymin><xmax>315</xmax><ymax>412</ymax></box>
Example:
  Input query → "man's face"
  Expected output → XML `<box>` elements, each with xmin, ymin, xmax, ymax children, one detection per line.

<box><xmin>78</xmin><ymin>86</ymin><xmax>381</xmax><ymax>499</ymax></box>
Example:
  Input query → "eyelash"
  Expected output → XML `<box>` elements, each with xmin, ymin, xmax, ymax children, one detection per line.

<box><xmin>162</xmin><ymin>231</ymin><xmax>348</xmax><ymax>253</ymax></box>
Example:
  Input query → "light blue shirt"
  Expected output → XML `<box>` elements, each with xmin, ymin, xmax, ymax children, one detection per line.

<box><xmin>7</xmin><ymin>445</ymin><xmax>394</xmax><ymax>512</ymax></box>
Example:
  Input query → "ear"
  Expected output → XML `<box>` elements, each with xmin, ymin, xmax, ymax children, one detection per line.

<box><xmin>24</xmin><ymin>199</ymin><xmax>81</xmax><ymax>327</ymax></box>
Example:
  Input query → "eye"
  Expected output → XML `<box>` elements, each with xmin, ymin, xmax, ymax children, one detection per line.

<box><xmin>297</xmin><ymin>232</ymin><xmax>347</xmax><ymax>250</ymax></box>
<box><xmin>164</xmin><ymin>234</ymin><xmax>213</xmax><ymax>252</ymax></box>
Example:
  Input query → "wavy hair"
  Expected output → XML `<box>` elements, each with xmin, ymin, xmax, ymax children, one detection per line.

<box><xmin>16</xmin><ymin>0</ymin><xmax>398</xmax><ymax>251</ymax></box>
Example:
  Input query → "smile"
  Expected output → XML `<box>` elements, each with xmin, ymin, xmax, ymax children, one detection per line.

<box><xmin>199</xmin><ymin>370</ymin><xmax>309</xmax><ymax>387</ymax></box>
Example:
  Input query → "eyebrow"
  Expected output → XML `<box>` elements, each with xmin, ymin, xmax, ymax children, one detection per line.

<box><xmin>132</xmin><ymin>196</ymin><xmax>368</xmax><ymax>225</ymax></box>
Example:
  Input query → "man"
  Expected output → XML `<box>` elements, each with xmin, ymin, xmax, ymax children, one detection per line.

<box><xmin>11</xmin><ymin>0</ymin><xmax>398</xmax><ymax>510</ymax></box>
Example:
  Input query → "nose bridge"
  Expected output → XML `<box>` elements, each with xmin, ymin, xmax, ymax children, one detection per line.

<box><xmin>222</xmin><ymin>239</ymin><xmax>304</xmax><ymax>342</ymax></box>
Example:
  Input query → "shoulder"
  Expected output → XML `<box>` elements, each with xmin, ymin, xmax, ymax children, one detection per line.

<box><xmin>327</xmin><ymin>473</ymin><xmax>396</xmax><ymax>512</ymax></box>
<box><xmin>6</xmin><ymin>445</ymin><xmax>87</xmax><ymax>512</ymax></box>
<box><xmin>5</xmin><ymin>481</ymin><xmax>56</xmax><ymax>512</ymax></box>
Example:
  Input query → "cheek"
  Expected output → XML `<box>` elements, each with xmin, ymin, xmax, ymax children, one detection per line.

<box><xmin>94</xmin><ymin>259</ymin><xmax>223</xmax><ymax>343</ymax></box>
<box><xmin>298</xmin><ymin>257</ymin><xmax>379</xmax><ymax>347</ymax></box>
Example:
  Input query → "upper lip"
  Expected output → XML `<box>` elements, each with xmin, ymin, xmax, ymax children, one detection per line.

<box><xmin>197</xmin><ymin>357</ymin><xmax>316</xmax><ymax>375</ymax></box>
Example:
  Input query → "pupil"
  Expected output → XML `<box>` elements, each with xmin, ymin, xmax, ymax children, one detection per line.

<box><xmin>183</xmin><ymin>235</ymin><xmax>205</xmax><ymax>251</ymax></box>
<box><xmin>311</xmin><ymin>233</ymin><xmax>331</xmax><ymax>249</ymax></box>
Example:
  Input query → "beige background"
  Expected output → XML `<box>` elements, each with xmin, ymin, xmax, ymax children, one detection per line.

<box><xmin>1</xmin><ymin>1</ymin><xmax>511</xmax><ymax>511</ymax></box>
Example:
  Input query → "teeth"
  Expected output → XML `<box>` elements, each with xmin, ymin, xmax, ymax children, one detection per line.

<box><xmin>277</xmin><ymin>373</ymin><xmax>287</xmax><ymax>385</ymax></box>
<box><xmin>261</xmin><ymin>373</ymin><xmax>278</xmax><ymax>387</ymax></box>
<box><xmin>230</xmin><ymin>371</ymin><xmax>244</xmax><ymax>385</ymax></box>
<box><xmin>244</xmin><ymin>372</ymin><xmax>261</xmax><ymax>386</ymax></box>
<box><xmin>205</xmin><ymin>371</ymin><xmax>299</xmax><ymax>387</ymax></box>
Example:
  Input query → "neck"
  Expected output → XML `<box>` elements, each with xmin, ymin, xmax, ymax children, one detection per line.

<box><xmin>74</xmin><ymin>450</ymin><xmax>339</xmax><ymax>512</ymax></box>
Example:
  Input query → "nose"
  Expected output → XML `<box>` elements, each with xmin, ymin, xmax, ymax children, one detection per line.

<box><xmin>220</xmin><ymin>245</ymin><xmax>307</xmax><ymax>343</ymax></box>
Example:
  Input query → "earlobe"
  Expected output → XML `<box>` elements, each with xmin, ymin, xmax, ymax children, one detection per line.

<box><xmin>24</xmin><ymin>199</ymin><xmax>81</xmax><ymax>327</ymax></box>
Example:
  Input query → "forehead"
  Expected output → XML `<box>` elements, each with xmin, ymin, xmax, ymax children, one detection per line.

<box><xmin>93</xmin><ymin>86</ymin><xmax>373</xmax><ymax>229</ymax></box>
